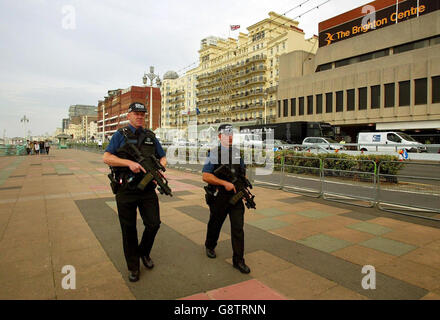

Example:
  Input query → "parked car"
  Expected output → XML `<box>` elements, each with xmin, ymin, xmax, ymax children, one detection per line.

<box><xmin>357</xmin><ymin>132</ymin><xmax>426</xmax><ymax>152</ymax></box>
<box><xmin>263</xmin><ymin>139</ymin><xmax>293</xmax><ymax>151</ymax></box>
<box><xmin>302</xmin><ymin>137</ymin><xmax>345</xmax><ymax>151</ymax></box>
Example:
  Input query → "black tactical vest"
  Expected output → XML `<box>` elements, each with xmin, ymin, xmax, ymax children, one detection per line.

<box><xmin>113</xmin><ymin>126</ymin><xmax>157</xmax><ymax>188</ymax></box>
<box><xmin>115</xmin><ymin>126</ymin><xmax>156</xmax><ymax>161</ymax></box>
<box><xmin>211</xmin><ymin>145</ymin><xmax>244</xmax><ymax>194</ymax></box>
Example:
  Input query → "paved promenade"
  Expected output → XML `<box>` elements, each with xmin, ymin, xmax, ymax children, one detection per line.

<box><xmin>0</xmin><ymin>149</ymin><xmax>439</xmax><ymax>300</ymax></box>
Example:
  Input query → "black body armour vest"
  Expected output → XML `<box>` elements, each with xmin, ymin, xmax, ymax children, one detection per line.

<box><xmin>211</xmin><ymin>145</ymin><xmax>244</xmax><ymax>195</ymax></box>
<box><xmin>113</xmin><ymin>126</ymin><xmax>157</xmax><ymax>189</ymax></box>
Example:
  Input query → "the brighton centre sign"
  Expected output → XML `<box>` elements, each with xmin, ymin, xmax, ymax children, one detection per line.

<box><xmin>319</xmin><ymin>0</ymin><xmax>439</xmax><ymax>47</ymax></box>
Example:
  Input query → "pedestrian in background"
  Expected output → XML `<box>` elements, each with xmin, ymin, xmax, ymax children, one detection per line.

<box><xmin>26</xmin><ymin>140</ymin><xmax>31</xmax><ymax>155</ymax></box>
<box><xmin>34</xmin><ymin>141</ymin><xmax>40</xmax><ymax>155</ymax></box>
<box><xmin>45</xmin><ymin>141</ymin><xmax>50</xmax><ymax>155</ymax></box>
<box><xmin>39</xmin><ymin>141</ymin><xmax>45</xmax><ymax>154</ymax></box>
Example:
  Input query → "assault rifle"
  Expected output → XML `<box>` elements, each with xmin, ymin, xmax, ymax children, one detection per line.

<box><xmin>122</xmin><ymin>142</ymin><xmax>172</xmax><ymax>196</ymax></box>
<box><xmin>213</xmin><ymin>165</ymin><xmax>256</xmax><ymax>209</ymax></box>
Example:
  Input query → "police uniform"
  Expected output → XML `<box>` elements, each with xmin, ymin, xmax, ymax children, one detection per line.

<box><xmin>202</xmin><ymin>125</ymin><xmax>250</xmax><ymax>273</ymax></box>
<box><xmin>105</xmin><ymin>103</ymin><xmax>166</xmax><ymax>279</ymax></box>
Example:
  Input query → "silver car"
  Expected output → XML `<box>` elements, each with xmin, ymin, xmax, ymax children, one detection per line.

<box><xmin>302</xmin><ymin>137</ymin><xmax>344</xmax><ymax>151</ymax></box>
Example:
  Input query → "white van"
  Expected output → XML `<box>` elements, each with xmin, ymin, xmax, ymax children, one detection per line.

<box><xmin>357</xmin><ymin>132</ymin><xmax>426</xmax><ymax>152</ymax></box>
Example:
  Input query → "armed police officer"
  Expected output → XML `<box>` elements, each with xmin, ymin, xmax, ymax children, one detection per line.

<box><xmin>202</xmin><ymin>124</ymin><xmax>253</xmax><ymax>274</ymax></box>
<box><xmin>103</xmin><ymin>102</ymin><xmax>167</xmax><ymax>282</ymax></box>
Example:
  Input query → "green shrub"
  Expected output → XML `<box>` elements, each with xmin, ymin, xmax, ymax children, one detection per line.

<box><xmin>270</xmin><ymin>151</ymin><xmax>403</xmax><ymax>183</ymax></box>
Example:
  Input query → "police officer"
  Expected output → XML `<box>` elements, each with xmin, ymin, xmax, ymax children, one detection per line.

<box><xmin>103</xmin><ymin>102</ymin><xmax>167</xmax><ymax>282</ymax></box>
<box><xmin>202</xmin><ymin>124</ymin><xmax>250</xmax><ymax>274</ymax></box>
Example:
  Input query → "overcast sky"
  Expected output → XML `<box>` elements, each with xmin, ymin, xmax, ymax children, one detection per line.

<box><xmin>0</xmin><ymin>0</ymin><xmax>371</xmax><ymax>138</ymax></box>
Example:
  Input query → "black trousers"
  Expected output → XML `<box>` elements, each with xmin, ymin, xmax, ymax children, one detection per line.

<box><xmin>116</xmin><ymin>188</ymin><xmax>160</xmax><ymax>271</ymax></box>
<box><xmin>205</xmin><ymin>194</ymin><xmax>245</xmax><ymax>264</ymax></box>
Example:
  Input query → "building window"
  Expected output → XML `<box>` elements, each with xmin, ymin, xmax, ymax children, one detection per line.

<box><xmin>325</xmin><ymin>93</ymin><xmax>333</xmax><ymax>113</ymax></box>
<box><xmin>358</xmin><ymin>87</ymin><xmax>367</xmax><ymax>110</ymax></box>
<box><xmin>307</xmin><ymin>95</ymin><xmax>313</xmax><ymax>115</ymax></box>
<box><xmin>316</xmin><ymin>94</ymin><xmax>323</xmax><ymax>114</ymax></box>
<box><xmin>394</xmin><ymin>39</ymin><xmax>429</xmax><ymax>54</ymax></box>
<box><xmin>371</xmin><ymin>85</ymin><xmax>381</xmax><ymax>109</ymax></box>
<box><xmin>290</xmin><ymin>98</ymin><xmax>296</xmax><ymax>116</ymax></box>
<box><xmin>336</xmin><ymin>91</ymin><xmax>343</xmax><ymax>112</ymax></box>
<box><xmin>384</xmin><ymin>83</ymin><xmax>395</xmax><ymax>108</ymax></box>
<box><xmin>299</xmin><ymin>97</ymin><xmax>305</xmax><ymax>115</ymax></box>
<box><xmin>414</xmin><ymin>78</ymin><xmax>427</xmax><ymax>105</ymax></box>
<box><xmin>399</xmin><ymin>81</ymin><xmax>411</xmax><ymax>107</ymax></box>
<box><xmin>278</xmin><ymin>100</ymin><xmax>281</xmax><ymax>117</ymax></box>
<box><xmin>317</xmin><ymin>63</ymin><xmax>332</xmax><ymax>72</ymax></box>
<box><xmin>283</xmin><ymin>99</ymin><xmax>288</xmax><ymax>117</ymax></box>
<box><xmin>347</xmin><ymin>89</ymin><xmax>355</xmax><ymax>111</ymax></box>
<box><xmin>433</xmin><ymin>76</ymin><xmax>440</xmax><ymax>103</ymax></box>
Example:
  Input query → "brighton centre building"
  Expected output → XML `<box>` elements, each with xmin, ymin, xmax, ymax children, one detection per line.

<box><xmin>277</xmin><ymin>0</ymin><xmax>440</xmax><ymax>143</ymax></box>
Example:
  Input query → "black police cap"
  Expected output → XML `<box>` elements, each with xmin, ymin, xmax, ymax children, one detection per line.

<box><xmin>218</xmin><ymin>123</ymin><xmax>233</xmax><ymax>134</ymax></box>
<box><xmin>128</xmin><ymin>102</ymin><xmax>147</xmax><ymax>113</ymax></box>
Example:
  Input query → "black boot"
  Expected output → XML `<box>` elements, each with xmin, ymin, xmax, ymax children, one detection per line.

<box><xmin>233</xmin><ymin>260</ymin><xmax>250</xmax><ymax>274</ymax></box>
<box><xmin>128</xmin><ymin>269</ymin><xmax>140</xmax><ymax>282</ymax></box>
<box><xmin>206</xmin><ymin>247</ymin><xmax>216</xmax><ymax>259</ymax></box>
<box><xmin>141</xmin><ymin>256</ymin><xmax>154</xmax><ymax>269</ymax></box>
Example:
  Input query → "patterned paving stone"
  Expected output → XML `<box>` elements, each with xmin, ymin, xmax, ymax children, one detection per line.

<box><xmin>377</xmin><ymin>258</ymin><xmax>440</xmax><ymax>291</ymax></box>
<box><xmin>293</xmin><ymin>209</ymin><xmax>333</xmax><ymax>219</ymax></box>
<box><xmin>183</xmin><ymin>229</ymin><xmax>230</xmax><ymax>246</ymax></box>
<box><xmin>313</xmin><ymin>285</ymin><xmax>369</xmax><ymax>300</ymax></box>
<box><xmin>383</xmin><ymin>225</ymin><xmax>440</xmax><ymax>246</ymax></box>
<box><xmin>421</xmin><ymin>292</ymin><xmax>440</xmax><ymax>300</ymax></box>
<box><xmin>225</xmin><ymin>250</ymin><xmax>293</xmax><ymax>278</ymax></box>
<box><xmin>324</xmin><ymin>228</ymin><xmax>376</xmax><ymax>243</ymax></box>
<box><xmin>179</xmin><ymin>292</ymin><xmax>211</xmax><ymax>300</ymax></box>
<box><xmin>259</xmin><ymin>265</ymin><xmax>338</xmax><ymax>300</ymax></box>
<box><xmin>332</xmin><ymin>244</ymin><xmax>396</xmax><ymax>267</ymax></box>
<box><xmin>296</xmin><ymin>234</ymin><xmax>353</xmax><ymax>253</ymax></box>
<box><xmin>402</xmin><ymin>247</ymin><xmax>440</xmax><ymax>269</ymax></box>
<box><xmin>207</xmin><ymin>279</ymin><xmax>287</xmax><ymax>300</ymax></box>
<box><xmin>246</xmin><ymin>217</ymin><xmax>290</xmax><ymax>231</ymax></box>
<box><xmin>346</xmin><ymin>222</ymin><xmax>393</xmax><ymax>236</ymax></box>
<box><xmin>360</xmin><ymin>237</ymin><xmax>417</xmax><ymax>256</ymax></box>
<box><xmin>268</xmin><ymin>224</ymin><xmax>320</xmax><ymax>241</ymax></box>
<box><xmin>254</xmin><ymin>208</ymin><xmax>291</xmax><ymax>217</ymax></box>
<box><xmin>368</xmin><ymin>217</ymin><xmax>415</xmax><ymax>230</ymax></box>
<box><xmin>340</xmin><ymin>211</ymin><xmax>376</xmax><ymax>221</ymax></box>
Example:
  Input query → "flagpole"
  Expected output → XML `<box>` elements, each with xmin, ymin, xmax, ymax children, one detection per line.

<box><xmin>395</xmin><ymin>0</ymin><xmax>399</xmax><ymax>24</ymax></box>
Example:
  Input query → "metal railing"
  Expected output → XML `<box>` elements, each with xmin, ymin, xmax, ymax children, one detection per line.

<box><xmin>377</xmin><ymin>161</ymin><xmax>440</xmax><ymax>221</ymax></box>
<box><xmin>282</xmin><ymin>155</ymin><xmax>322</xmax><ymax>197</ymax></box>
<box><xmin>322</xmin><ymin>158</ymin><xmax>377</xmax><ymax>208</ymax></box>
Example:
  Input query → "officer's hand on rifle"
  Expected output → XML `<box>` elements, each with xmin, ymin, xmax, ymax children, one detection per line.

<box><xmin>128</xmin><ymin>161</ymin><xmax>146</xmax><ymax>174</ymax></box>
<box><xmin>223</xmin><ymin>181</ymin><xmax>236</xmax><ymax>193</ymax></box>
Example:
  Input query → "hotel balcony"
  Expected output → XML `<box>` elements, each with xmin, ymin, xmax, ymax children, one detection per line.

<box><xmin>168</xmin><ymin>89</ymin><xmax>184</xmax><ymax>97</ymax></box>
<box><xmin>266</xmin><ymin>100</ymin><xmax>276</xmax><ymax>107</ymax></box>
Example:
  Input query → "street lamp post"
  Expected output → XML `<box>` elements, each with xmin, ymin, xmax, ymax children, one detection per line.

<box><xmin>143</xmin><ymin>66</ymin><xmax>161</xmax><ymax>130</ymax></box>
<box><xmin>264</xmin><ymin>93</ymin><xmax>268</xmax><ymax>125</ymax></box>
<box><xmin>20</xmin><ymin>115</ymin><xmax>29</xmax><ymax>143</ymax></box>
